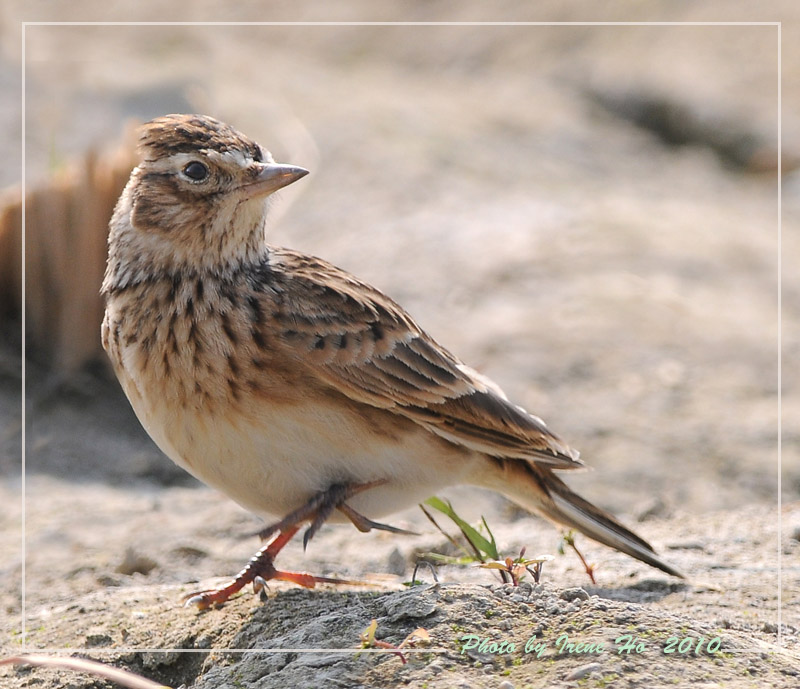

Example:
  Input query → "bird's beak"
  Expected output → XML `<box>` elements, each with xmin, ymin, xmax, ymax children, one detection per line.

<box><xmin>243</xmin><ymin>163</ymin><xmax>309</xmax><ymax>198</ymax></box>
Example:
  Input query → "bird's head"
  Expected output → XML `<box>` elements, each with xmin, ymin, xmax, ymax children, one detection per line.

<box><xmin>104</xmin><ymin>114</ymin><xmax>308</xmax><ymax>290</ymax></box>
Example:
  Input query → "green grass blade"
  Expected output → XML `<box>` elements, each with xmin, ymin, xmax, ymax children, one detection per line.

<box><xmin>423</xmin><ymin>497</ymin><xmax>499</xmax><ymax>561</ymax></box>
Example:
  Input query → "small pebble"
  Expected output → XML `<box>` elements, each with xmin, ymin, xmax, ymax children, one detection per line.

<box><xmin>634</xmin><ymin>496</ymin><xmax>668</xmax><ymax>521</ymax></box>
<box><xmin>498</xmin><ymin>681</ymin><xmax>514</xmax><ymax>689</ymax></box>
<box><xmin>427</xmin><ymin>660</ymin><xmax>444</xmax><ymax>675</ymax></box>
<box><xmin>170</xmin><ymin>545</ymin><xmax>208</xmax><ymax>561</ymax></box>
<box><xmin>566</xmin><ymin>663</ymin><xmax>602</xmax><ymax>680</ymax></box>
<box><xmin>386</xmin><ymin>547</ymin><xmax>406</xmax><ymax>576</ymax></box>
<box><xmin>116</xmin><ymin>547</ymin><xmax>157</xmax><ymax>576</ymax></box>
<box><xmin>666</xmin><ymin>541</ymin><xmax>706</xmax><ymax>551</ymax></box>
<box><xmin>95</xmin><ymin>574</ymin><xmax>122</xmax><ymax>587</ymax></box>
<box><xmin>84</xmin><ymin>633</ymin><xmax>112</xmax><ymax>648</ymax></box>
<box><xmin>559</xmin><ymin>587</ymin><xmax>589</xmax><ymax>602</ymax></box>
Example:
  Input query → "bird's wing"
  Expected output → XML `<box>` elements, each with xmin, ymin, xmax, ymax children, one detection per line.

<box><xmin>263</xmin><ymin>248</ymin><xmax>583</xmax><ymax>470</ymax></box>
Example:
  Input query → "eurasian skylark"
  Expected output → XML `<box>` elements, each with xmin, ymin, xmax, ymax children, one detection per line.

<box><xmin>102</xmin><ymin>114</ymin><xmax>681</xmax><ymax>607</ymax></box>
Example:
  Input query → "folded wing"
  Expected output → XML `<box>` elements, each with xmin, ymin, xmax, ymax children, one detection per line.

<box><xmin>263</xmin><ymin>248</ymin><xmax>583</xmax><ymax>470</ymax></box>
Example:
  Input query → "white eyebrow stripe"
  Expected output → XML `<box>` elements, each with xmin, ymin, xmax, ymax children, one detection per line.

<box><xmin>144</xmin><ymin>149</ymin><xmax>252</xmax><ymax>174</ymax></box>
<box><xmin>144</xmin><ymin>152</ymin><xmax>197</xmax><ymax>173</ymax></box>
<box><xmin>205</xmin><ymin>148</ymin><xmax>250</xmax><ymax>168</ymax></box>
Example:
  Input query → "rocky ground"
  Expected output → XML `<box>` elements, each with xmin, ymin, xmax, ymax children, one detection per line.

<box><xmin>2</xmin><ymin>2</ymin><xmax>799</xmax><ymax>687</ymax></box>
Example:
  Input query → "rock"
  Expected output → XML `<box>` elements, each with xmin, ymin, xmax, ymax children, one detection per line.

<box><xmin>559</xmin><ymin>588</ymin><xmax>589</xmax><ymax>602</ymax></box>
<box><xmin>386</xmin><ymin>547</ymin><xmax>407</xmax><ymax>576</ymax></box>
<box><xmin>84</xmin><ymin>633</ymin><xmax>112</xmax><ymax>647</ymax></box>
<box><xmin>565</xmin><ymin>662</ymin><xmax>603</xmax><ymax>680</ymax></box>
<box><xmin>382</xmin><ymin>588</ymin><xmax>438</xmax><ymax>622</ymax></box>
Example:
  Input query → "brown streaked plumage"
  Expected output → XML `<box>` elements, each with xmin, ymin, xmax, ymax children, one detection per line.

<box><xmin>102</xmin><ymin>114</ymin><xmax>681</xmax><ymax>607</ymax></box>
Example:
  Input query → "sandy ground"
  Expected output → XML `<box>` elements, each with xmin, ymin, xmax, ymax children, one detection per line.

<box><xmin>2</xmin><ymin>2</ymin><xmax>800</xmax><ymax>687</ymax></box>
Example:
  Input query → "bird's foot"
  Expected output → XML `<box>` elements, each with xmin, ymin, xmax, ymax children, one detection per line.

<box><xmin>187</xmin><ymin>481</ymin><xmax>416</xmax><ymax>609</ymax></box>
<box><xmin>337</xmin><ymin>502</ymin><xmax>419</xmax><ymax>536</ymax></box>
<box><xmin>184</xmin><ymin>523</ymin><xmax>365</xmax><ymax>609</ymax></box>
<box><xmin>184</xmin><ymin>524</ymin><xmax>299</xmax><ymax>609</ymax></box>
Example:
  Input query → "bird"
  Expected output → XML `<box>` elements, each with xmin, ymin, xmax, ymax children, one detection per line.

<box><xmin>101</xmin><ymin>114</ymin><xmax>682</xmax><ymax>608</ymax></box>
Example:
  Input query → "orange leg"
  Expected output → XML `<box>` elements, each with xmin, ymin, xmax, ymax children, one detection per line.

<box><xmin>184</xmin><ymin>481</ymin><xmax>416</xmax><ymax>608</ymax></box>
<box><xmin>185</xmin><ymin>525</ymin><xmax>365</xmax><ymax>609</ymax></box>
<box><xmin>256</xmin><ymin>481</ymin><xmax>387</xmax><ymax>543</ymax></box>
<box><xmin>184</xmin><ymin>525</ymin><xmax>306</xmax><ymax>609</ymax></box>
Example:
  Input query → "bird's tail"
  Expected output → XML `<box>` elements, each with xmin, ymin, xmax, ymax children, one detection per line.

<box><xmin>482</xmin><ymin>460</ymin><xmax>684</xmax><ymax>578</ymax></box>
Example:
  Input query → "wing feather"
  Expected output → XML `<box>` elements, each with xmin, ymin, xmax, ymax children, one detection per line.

<box><xmin>263</xmin><ymin>248</ymin><xmax>583</xmax><ymax>469</ymax></box>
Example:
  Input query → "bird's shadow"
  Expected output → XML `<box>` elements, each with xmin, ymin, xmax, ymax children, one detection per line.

<box><xmin>584</xmin><ymin>578</ymin><xmax>689</xmax><ymax>604</ymax></box>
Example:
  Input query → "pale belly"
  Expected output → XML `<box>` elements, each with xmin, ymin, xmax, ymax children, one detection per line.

<box><xmin>121</xmin><ymin>369</ymin><xmax>481</xmax><ymax>522</ymax></box>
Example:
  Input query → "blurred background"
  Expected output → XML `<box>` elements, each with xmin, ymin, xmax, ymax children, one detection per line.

<box><xmin>0</xmin><ymin>2</ymin><xmax>798</xmax><ymax>614</ymax></box>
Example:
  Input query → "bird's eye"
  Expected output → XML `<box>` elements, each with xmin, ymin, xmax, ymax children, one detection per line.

<box><xmin>183</xmin><ymin>161</ymin><xmax>209</xmax><ymax>181</ymax></box>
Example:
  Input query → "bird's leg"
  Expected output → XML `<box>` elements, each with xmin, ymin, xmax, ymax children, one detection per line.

<box><xmin>186</xmin><ymin>480</ymin><xmax>413</xmax><ymax>609</ymax></box>
<box><xmin>184</xmin><ymin>524</ymin><xmax>365</xmax><ymax>609</ymax></box>
<box><xmin>185</xmin><ymin>525</ymin><xmax>297</xmax><ymax>609</ymax></box>
<box><xmin>256</xmin><ymin>479</ymin><xmax>414</xmax><ymax>547</ymax></box>
<box><xmin>298</xmin><ymin>480</ymin><xmax>419</xmax><ymax>546</ymax></box>
<box><xmin>255</xmin><ymin>485</ymin><xmax>355</xmax><ymax>541</ymax></box>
